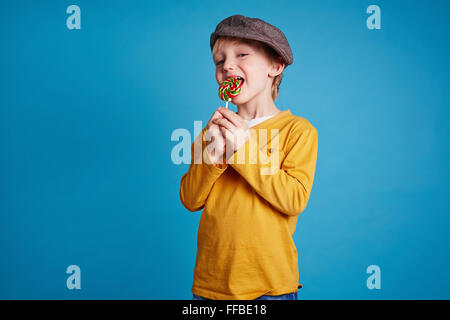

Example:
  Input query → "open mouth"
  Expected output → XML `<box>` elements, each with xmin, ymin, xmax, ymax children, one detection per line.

<box><xmin>227</xmin><ymin>76</ymin><xmax>244</xmax><ymax>84</ymax></box>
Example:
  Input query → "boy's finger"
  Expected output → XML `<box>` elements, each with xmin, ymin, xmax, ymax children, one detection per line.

<box><xmin>217</xmin><ymin>107</ymin><xmax>243</xmax><ymax>127</ymax></box>
<box><xmin>212</xmin><ymin>110</ymin><xmax>223</xmax><ymax>120</ymax></box>
<box><xmin>208</xmin><ymin>110</ymin><xmax>223</xmax><ymax>125</ymax></box>
<box><xmin>213</xmin><ymin>118</ymin><xmax>235</xmax><ymax>132</ymax></box>
<box><xmin>208</xmin><ymin>125</ymin><xmax>226</xmax><ymax>139</ymax></box>
<box><xmin>219</xmin><ymin>126</ymin><xmax>233</xmax><ymax>140</ymax></box>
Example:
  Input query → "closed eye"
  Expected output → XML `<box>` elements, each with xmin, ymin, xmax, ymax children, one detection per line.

<box><xmin>215</xmin><ymin>54</ymin><xmax>248</xmax><ymax>66</ymax></box>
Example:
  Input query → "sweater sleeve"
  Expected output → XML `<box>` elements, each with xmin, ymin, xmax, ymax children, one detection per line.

<box><xmin>179</xmin><ymin>129</ymin><xmax>228</xmax><ymax>212</ymax></box>
<box><xmin>229</xmin><ymin>126</ymin><xmax>318</xmax><ymax>216</ymax></box>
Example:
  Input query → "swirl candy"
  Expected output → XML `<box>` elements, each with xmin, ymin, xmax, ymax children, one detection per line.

<box><xmin>218</xmin><ymin>77</ymin><xmax>244</xmax><ymax>107</ymax></box>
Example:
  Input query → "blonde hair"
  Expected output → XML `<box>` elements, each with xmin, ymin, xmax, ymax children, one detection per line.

<box><xmin>212</xmin><ymin>36</ymin><xmax>285</xmax><ymax>101</ymax></box>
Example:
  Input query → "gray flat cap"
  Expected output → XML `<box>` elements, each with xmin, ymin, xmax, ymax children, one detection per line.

<box><xmin>210</xmin><ymin>14</ymin><xmax>293</xmax><ymax>66</ymax></box>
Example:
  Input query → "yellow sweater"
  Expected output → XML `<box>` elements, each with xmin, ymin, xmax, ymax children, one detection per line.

<box><xmin>180</xmin><ymin>110</ymin><xmax>318</xmax><ymax>300</ymax></box>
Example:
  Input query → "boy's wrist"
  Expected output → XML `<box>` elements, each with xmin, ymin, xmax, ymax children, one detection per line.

<box><xmin>204</xmin><ymin>146</ymin><xmax>228</xmax><ymax>169</ymax></box>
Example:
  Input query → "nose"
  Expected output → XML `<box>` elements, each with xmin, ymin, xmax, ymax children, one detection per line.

<box><xmin>222</xmin><ymin>57</ymin><xmax>235</xmax><ymax>73</ymax></box>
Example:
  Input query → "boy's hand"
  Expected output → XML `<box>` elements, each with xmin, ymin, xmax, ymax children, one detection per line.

<box><xmin>214</xmin><ymin>107</ymin><xmax>250</xmax><ymax>154</ymax></box>
<box><xmin>205</xmin><ymin>110</ymin><xmax>226</xmax><ymax>164</ymax></box>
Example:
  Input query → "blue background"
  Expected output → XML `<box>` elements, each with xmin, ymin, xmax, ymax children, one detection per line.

<box><xmin>1</xmin><ymin>0</ymin><xmax>449</xmax><ymax>299</ymax></box>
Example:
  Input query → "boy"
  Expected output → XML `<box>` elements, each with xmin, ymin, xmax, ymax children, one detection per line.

<box><xmin>180</xmin><ymin>15</ymin><xmax>318</xmax><ymax>300</ymax></box>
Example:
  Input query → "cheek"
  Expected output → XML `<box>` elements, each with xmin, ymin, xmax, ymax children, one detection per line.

<box><xmin>215</xmin><ymin>72</ymin><xmax>221</xmax><ymax>84</ymax></box>
<box><xmin>244</xmin><ymin>66</ymin><xmax>265</xmax><ymax>84</ymax></box>
<box><xmin>245</xmin><ymin>73</ymin><xmax>266</xmax><ymax>90</ymax></box>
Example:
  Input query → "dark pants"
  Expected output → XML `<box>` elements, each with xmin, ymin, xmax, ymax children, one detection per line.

<box><xmin>193</xmin><ymin>291</ymin><xmax>297</xmax><ymax>300</ymax></box>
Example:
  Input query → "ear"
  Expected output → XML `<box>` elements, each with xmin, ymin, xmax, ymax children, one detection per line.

<box><xmin>268</xmin><ymin>56</ymin><xmax>285</xmax><ymax>78</ymax></box>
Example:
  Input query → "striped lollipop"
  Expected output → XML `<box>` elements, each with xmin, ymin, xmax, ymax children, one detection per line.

<box><xmin>218</xmin><ymin>77</ymin><xmax>244</xmax><ymax>108</ymax></box>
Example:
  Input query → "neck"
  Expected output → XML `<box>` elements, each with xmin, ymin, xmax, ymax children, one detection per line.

<box><xmin>236</xmin><ymin>91</ymin><xmax>281</xmax><ymax>120</ymax></box>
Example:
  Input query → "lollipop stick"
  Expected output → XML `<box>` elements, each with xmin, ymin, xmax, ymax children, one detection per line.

<box><xmin>225</xmin><ymin>100</ymin><xmax>229</xmax><ymax>109</ymax></box>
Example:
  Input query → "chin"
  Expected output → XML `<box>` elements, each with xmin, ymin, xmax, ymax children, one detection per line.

<box><xmin>232</xmin><ymin>94</ymin><xmax>248</xmax><ymax>106</ymax></box>
<box><xmin>232</xmin><ymin>99</ymin><xmax>244</xmax><ymax>107</ymax></box>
